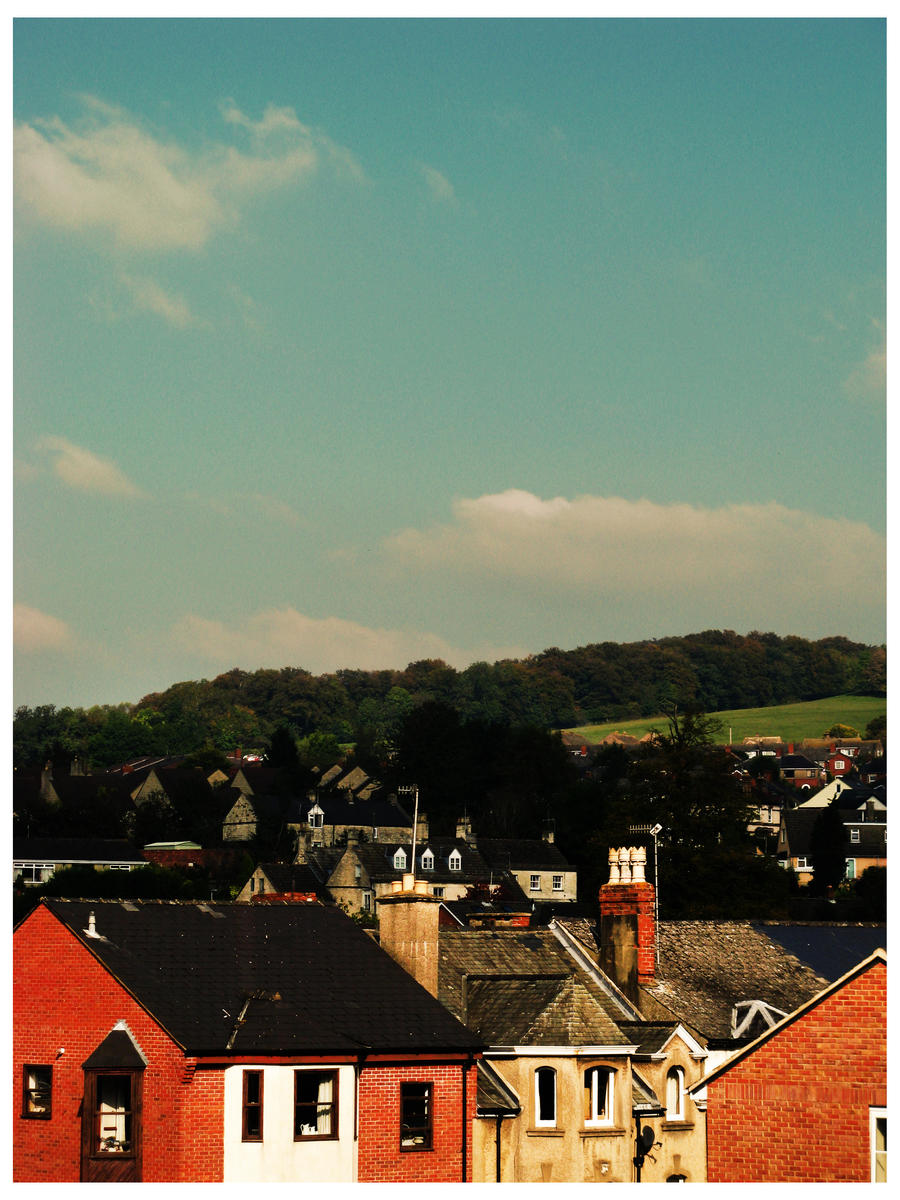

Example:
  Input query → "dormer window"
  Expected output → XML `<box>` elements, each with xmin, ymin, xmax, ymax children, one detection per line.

<box><xmin>393</xmin><ymin>848</ymin><xmax>407</xmax><ymax>871</ymax></box>
<box><xmin>308</xmin><ymin>804</ymin><xmax>324</xmax><ymax>830</ymax></box>
<box><xmin>850</xmin><ymin>829</ymin><xmax>860</xmax><ymax>843</ymax></box>
<box><xmin>420</xmin><ymin>850</ymin><xmax>434</xmax><ymax>871</ymax></box>
<box><xmin>448</xmin><ymin>850</ymin><xmax>461</xmax><ymax>872</ymax></box>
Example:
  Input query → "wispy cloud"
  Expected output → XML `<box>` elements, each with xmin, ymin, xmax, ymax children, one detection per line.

<box><xmin>167</xmin><ymin>607</ymin><xmax>518</xmax><ymax>675</ymax></box>
<box><xmin>14</xmin><ymin>97</ymin><xmax>363</xmax><ymax>252</ymax></box>
<box><xmin>419</xmin><ymin>163</ymin><xmax>457</xmax><ymax>205</ymax></box>
<box><xmin>120</xmin><ymin>273</ymin><xmax>206</xmax><ymax>329</ymax></box>
<box><xmin>843</xmin><ymin>326</ymin><xmax>886</xmax><ymax>403</ymax></box>
<box><xmin>36</xmin><ymin>436</ymin><xmax>147</xmax><ymax>498</ymax></box>
<box><xmin>14</xmin><ymin>604</ymin><xmax>74</xmax><ymax>652</ymax></box>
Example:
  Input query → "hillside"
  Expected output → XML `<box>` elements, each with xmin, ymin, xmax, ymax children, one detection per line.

<box><xmin>564</xmin><ymin>695</ymin><xmax>886</xmax><ymax>746</ymax></box>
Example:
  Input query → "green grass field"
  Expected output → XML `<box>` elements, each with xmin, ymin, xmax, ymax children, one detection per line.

<box><xmin>563</xmin><ymin>695</ymin><xmax>886</xmax><ymax>745</ymax></box>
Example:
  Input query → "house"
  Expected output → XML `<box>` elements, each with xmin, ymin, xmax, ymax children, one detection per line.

<box><xmin>690</xmin><ymin>949</ymin><xmax>886</xmax><ymax>1182</ymax></box>
<box><xmin>14</xmin><ymin>898</ymin><xmax>481</xmax><ymax>1182</ymax></box>
<box><xmin>13</xmin><ymin>837</ymin><xmax>147</xmax><ymax>887</ymax></box>
<box><xmin>777</xmin><ymin>751</ymin><xmax>822</xmax><ymax>790</ymax></box>
<box><xmin>471</xmin><ymin>832</ymin><xmax>578</xmax><ymax>903</ymax></box>
<box><xmin>776</xmin><ymin>790</ymin><xmax>887</xmax><ymax>883</ymax></box>
<box><xmin>313</xmin><ymin>836</ymin><xmax>527</xmax><ymax>916</ymax></box>
<box><xmin>377</xmin><ymin>852</ymin><xmax>709</xmax><ymax>1183</ymax></box>
<box><xmin>235</xmin><ymin>862</ymin><xmax>330</xmax><ymax>904</ymax></box>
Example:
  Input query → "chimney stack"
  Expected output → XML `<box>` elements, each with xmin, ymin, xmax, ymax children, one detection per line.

<box><xmin>597</xmin><ymin>846</ymin><xmax>655</xmax><ymax>1001</ymax></box>
<box><xmin>456</xmin><ymin>814</ymin><xmax>474</xmax><ymax>845</ymax></box>
<box><xmin>377</xmin><ymin>878</ymin><xmax>442</xmax><ymax>997</ymax></box>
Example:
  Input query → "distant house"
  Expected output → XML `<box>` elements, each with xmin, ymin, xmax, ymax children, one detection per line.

<box><xmin>473</xmin><ymin>831</ymin><xmax>578</xmax><ymax>904</ymax></box>
<box><xmin>777</xmin><ymin>752</ymin><xmax>821</xmax><ymax>790</ymax></box>
<box><xmin>14</xmin><ymin>898</ymin><xmax>481</xmax><ymax>1182</ymax></box>
<box><xmin>692</xmin><ymin>949</ymin><xmax>886</xmax><ymax>1182</ymax></box>
<box><xmin>777</xmin><ymin>790</ymin><xmax>886</xmax><ymax>883</ymax></box>
<box><xmin>13</xmin><ymin>838</ymin><xmax>146</xmax><ymax>887</ymax></box>
<box><xmin>235</xmin><ymin>862</ymin><xmax>329</xmax><ymax>904</ymax></box>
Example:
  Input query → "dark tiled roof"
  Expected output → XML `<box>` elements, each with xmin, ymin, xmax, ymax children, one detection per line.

<box><xmin>553</xmin><ymin>917</ymin><xmax>830</xmax><ymax>1044</ymax></box>
<box><xmin>352</xmin><ymin>839</ymin><xmax>494</xmax><ymax>886</ymax></box>
<box><xmin>642</xmin><ymin>921</ymin><xmax>830</xmax><ymax>1041</ymax></box>
<box><xmin>780</xmin><ymin>808</ymin><xmax>821</xmax><ymax>856</ymax></box>
<box><xmin>476</xmin><ymin>838</ymin><xmax>573</xmax><ymax>870</ymax></box>
<box><xmin>752</xmin><ymin>922</ymin><xmax>886</xmax><ymax>982</ymax></box>
<box><xmin>83</xmin><ymin>1026</ymin><xmax>148</xmax><ymax>1069</ymax></box>
<box><xmin>255</xmin><ymin>863</ymin><xmax>330</xmax><ymax>898</ymax></box>
<box><xmin>13</xmin><ymin>837</ymin><xmax>144</xmax><ymax>864</ymax></box>
<box><xmin>437</xmin><ymin>928</ymin><xmax>632</xmax><ymax>1046</ymax></box>
<box><xmin>476</xmin><ymin>1059</ymin><xmax>520</xmax><ymax>1114</ymax></box>
<box><xmin>39</xmin><ymin>899</ymin><xmax>481</xmax><ymax>1057</ymax></box>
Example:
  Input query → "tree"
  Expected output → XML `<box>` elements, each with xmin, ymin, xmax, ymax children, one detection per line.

<box><xmin>823</xmin><ymin>723</ymin><xmax>859</xmax><ymax>739</ymax></box>
<box><xmin>865</xmin><ymin>714</ymin><xmax>886</xmax><ymax>741</ymax></box>
<box><xmin>809</xmin><ymin>797</ymin><xmax>847</xmax><ymax>896</ymax></box>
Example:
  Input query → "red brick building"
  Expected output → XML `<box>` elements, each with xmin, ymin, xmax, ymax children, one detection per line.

<box><xmin>14</xmin><ymin>898</ymin><xmax>480</xmax><ymax>1182</ymax></box>
<box><xmin>693</xmin><ymin>949</ymin><xmax>886</xmax><ymax>1182</ymax></box>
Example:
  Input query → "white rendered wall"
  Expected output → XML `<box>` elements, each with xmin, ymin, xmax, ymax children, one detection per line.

<box><xmin>223</xmin><ymin>1063</ymin><xmax>357</xmax><ymax>1182</ymax></box>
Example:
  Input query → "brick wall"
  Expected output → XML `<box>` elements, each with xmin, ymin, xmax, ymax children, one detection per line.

<box><xmin>705</xmin><ymin>958</ymin><xmax>886</xmax><ymax>1182</ymax></box>
<box><xmin>13</xmin><ymin>904</ymin><xmax>224</xmax><ymax>1182</ymax></box>
<box><xmin>598</xmin><ymin>881</ymin><xmax>656</xmax><ymax>984</ymax></box>
<box><xmin>357</xmin><ymin>1060</ymin><xmax>477</xmax><ymax>1182</ymax></box>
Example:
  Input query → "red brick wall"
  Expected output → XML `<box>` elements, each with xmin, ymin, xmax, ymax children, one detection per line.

<box><xmin>598</xmin><ymin>881</ymin><xmax>656</xmax><ymax>983</ymax></box>
<box><xmin>357</xmin><ymin>1060</ymin><xmax>477</xmax><ymax>1182</ymax></box>
<box><xmin>705</xmin><ymin>959</ymin><xmax>886</xmax><ymax>1182</ymax></box>
<box><xmin>13</xmin><ymin>904</ymin><xmax>224</xmax><ymax>1182</ymax></box>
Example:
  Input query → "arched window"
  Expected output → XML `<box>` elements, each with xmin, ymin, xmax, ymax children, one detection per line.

<box><xmin>393</xmin><ymin>848</ymin><xmax>407</xmax><ymax>871</ymax></box>
<box><xmin>666</xmin><ymin>1067</ymin><xmax>685</xmax><ymax>1121</ymax></box>
<box><xmin>584</xmin><ymin>1066</ymin><xmax>614</xmax><ymax>1126</ymax></box>
<box><xmin>535</xmin><ymin>1067</ymin><xmax>556</xmax><ymax>1127</ymax></box>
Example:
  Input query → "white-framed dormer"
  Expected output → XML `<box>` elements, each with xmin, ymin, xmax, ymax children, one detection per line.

<box><xmin>420</xmin><ymin>848</ymin><xmax>434</xmax><ymax>871</ymax></box>
<box><xmin>307</xmin><ymin>802</ymin><xmax>325</xmax><ymax>830</ymax></box>
<box><xmin>393</xmin><ymin>847</ymin><xmax>407</xmax><ymax>871</ymax></box>
<box><xmin>448</xmin><ymin>849</ymin><xmax>462</xmax><ymax>872</ymax></box>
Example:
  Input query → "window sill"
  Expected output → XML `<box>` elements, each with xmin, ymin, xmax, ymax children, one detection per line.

<box><xmin>580</xmin><ymin>1127</ymin><xmax>626</xmax><ymax>1139</ymax></box>
<box><xmin>526</xmin><ymin>1127</ymin><xmax>564</xmax><ymax>1137</ymax></box>
<box><xmin>662</xmin><ymin>1120</ymin><xmax>694</xmax><ymax>1132</ymax></box>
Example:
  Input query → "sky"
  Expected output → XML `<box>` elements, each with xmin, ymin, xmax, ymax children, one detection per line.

<box><xmin>13</xmin><ymin>16</ymin><xmax>886</xmax><ymax>709</ymax></box>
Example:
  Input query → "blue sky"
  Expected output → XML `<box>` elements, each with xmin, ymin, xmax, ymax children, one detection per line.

<box><xmin>13</xmin><ymin>17</ymin><xmax>886</xmax><ymax>708</ymax></box>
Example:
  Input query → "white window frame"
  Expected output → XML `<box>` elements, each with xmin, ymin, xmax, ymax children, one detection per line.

<box><xmin>584</xmin><ymin>1066</ymin><xmax>614</xmax><ymax>1127</ymax></box>
<box><xmin>529</xmin><ymin>874</ymin><xmax>541</xmax><ymax>891</ymax></box>
<box><xmin>421</xmin><ymin>850</ymin><xmax>434</xmax><ymax>871</ymax></box>
<box><xmin>870</xmin><ymin>1107</ymin><xmax>887</xmax><ymax>1182</ymax></box>
<box><xmin>393</xmin><ymin>848</ymin><xmax>407</xmax><ymax>871</ymax></box>
<box><xmin>665</xmin><ymin>1066</ymin><xmax>686</xmax><ymax>1121</ymax></box>
<box><xmin>534</xmin><ymin>1066</ymin><xmax>557</xmax><ymax>1128</ymax></box>
<box><xmin>448</xmin><ymin>851</ymin><xmax>461</xmax><ymax>872</ymax></box>
<box><xmin>552</xmin><ymin>874</ymin><xmax>563</xmax><ymax>892</ymax></box>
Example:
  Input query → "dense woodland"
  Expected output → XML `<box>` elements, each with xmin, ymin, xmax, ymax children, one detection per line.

<box><xmin>14</xmin><ymin>631</ymin><xmax>886</xmax><ymax>772</ymax></box>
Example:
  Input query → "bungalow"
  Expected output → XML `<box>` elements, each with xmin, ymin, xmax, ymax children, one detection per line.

<box><xmin>13</xmin><ymin>837</ymin><xmax>146</xmax><ymax>887</ymax></box>
<box><xmin>14</xmin><ymin>898</ymin><xmax>481</xmax><ymax>1182</ymax></box>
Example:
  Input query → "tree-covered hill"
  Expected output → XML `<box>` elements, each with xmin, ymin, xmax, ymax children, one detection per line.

<box><xmin>14</xmin><ymin>630</ymin><xmax>885</xmax><ymax>771</ymax></box>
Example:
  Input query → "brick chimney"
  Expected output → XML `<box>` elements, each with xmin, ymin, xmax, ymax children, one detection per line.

<box><xmin>597</xmin><ymin>846</ymin><xmax>656</xmax><ymax>1001</ymax></box>
<box><xmin>456</xmin><ymin>814</ymin><xmax>475</xmax><ymax>844</ymax></box>
<box><xmin>376</xmin><ymin>874</ymin><xmax>442</xmax><ymax>997</ymax></box>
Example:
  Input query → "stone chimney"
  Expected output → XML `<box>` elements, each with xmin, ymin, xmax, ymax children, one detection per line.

<box><xmin>597</xmin><ymin>846</ymin><xmax>656</xmax><ymax>1001</ymax></box>
<box><xmin>40</xmin><ymin>761</ymin><xmax>53</xmax><ymax>799</ymax></box>
<box><xmin>542</xmin><ymin>818</ymin><xmax>556</xmax><ymax>845</ymax></box>
<box><xmin>456</xmin><ymin>814</ymin><xmax>474</xmax><ymax>844</ymax></box>
<box><xmin>376</xmin><ymin>875</ymin><xmax>442</xmax><ymax>997</ymax></box>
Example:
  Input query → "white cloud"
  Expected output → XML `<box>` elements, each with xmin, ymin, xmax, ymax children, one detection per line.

<box><xmin>36</xmin><ymin>436</ymin><xmax>146</xmax><ymax>498</ymax></box>
<box><xmin>844</xmin><ymin>335</ymin><xmax>886</xmax><ymax>403</ymax></box>
<box><xmin>380</xmin><ymin>489</ymin><xmax>886</xmax><ymax>626</ymax></box>
<box><xmin>14</xmin><ymin>605</ymin><xmax>73</xmax><ymax>652</ymax></box>
<box><xmin>120</xmin><ymin>273</ymin><xmax>205</xmax><ymax>329</ymax></box>
<box><xmin>168</xmin><ymin>607</ymin><xmax>521</xmax><ymax>675</ymax></box>
<box><xmin>14</xmin><ymin>97</ymin><xmax>363</xmax><ymax>252</ymax></box>
<box><xmin>420</xmin><ymin>163</ymin><xmax>457</xmax><ymax>205</ymax></box>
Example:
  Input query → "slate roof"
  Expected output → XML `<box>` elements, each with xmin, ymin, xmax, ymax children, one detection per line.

<box><xmin>754</xmin><ymin>922</ymin><xmax>886</xmax><ymax>982</ymax></box>
<box><xmin>476</xmin><ymin>1059</ymin><xmax>521</xmax><ymax>1115</ymax></box>
<box><xmin>553</xmin><ymin>917</ymin><xmax>830</xmax><ymax>1044</ymax></box>
<box><xmin>779</xmin><ymin>807</ymin><xmax>822</xmax><ymax>857</ymax></box>
<box><xmin>476</xmin><ymin>838</ymin><xmax>573</xmax><ymax>871</ymax></box>
<box><xmin>352</xmin><ymin>839</ymin><xmax>502</xmax><ymax>887</ymax></box>
<box><xmin>437</xmin><ymin>928</ymin><xmax>633</xmax><ymax>1046</ymax></box>
<box><xmin>13</xmin><ymin>837</ymin><xmax>145</xmax><ymax>865</ymax></box>
<box><xmin>37</xmin><ymin>899</ymin><xmax>481</xmax><ymax>1057</ymax></box>
<box><xmin>254</xmin><ymin>862</ymin><xmax>330</xmax><ymax>899</ymax></box>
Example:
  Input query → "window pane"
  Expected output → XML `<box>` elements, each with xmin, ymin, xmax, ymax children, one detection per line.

<box><xmin>24</xmin><ymin>1066</ymin><xmax>51</xmax><ymax>1116</ymax></box>
<box><xmin>295</xmin><ymin>1071</ymin><xmax>336</xmax><ymax>1138</ymax></box>
<box><xmin>536</xmin><ymin>1068</ymin><xmax>555</xmax><ymax>1124</ymax></box>
<box><xmin>96</xmin><ymin>1076</ymin><xmax>132</xmax><ymax>1153</ymax></box>
<box><xmin>401</xmin><ymin>1082</ymin><xmax>432</xmax><ymax>1148</ymax></box>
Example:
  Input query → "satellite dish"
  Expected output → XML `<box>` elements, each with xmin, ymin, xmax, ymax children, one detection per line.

<box><xmin>640</xmin><ymin>1126</ymin><xmax>656</xmax><ymax>1153</ymax></box>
